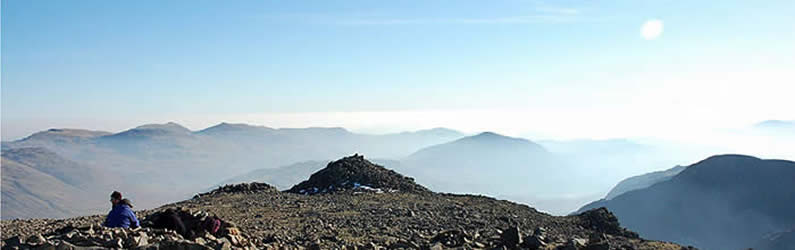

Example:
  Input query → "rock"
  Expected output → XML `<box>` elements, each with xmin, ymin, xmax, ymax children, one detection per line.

<box><xmin>430</xmin><ymin>230</ymin><xmax>466</xmax><ymax>247</ymax></box>
<box><xmin>4</xmin><ymin>236</ymin><xmax>23</xmax><ymax>247</ymax></box>
<box><xmin>26</xmin><ymin>234</ymin><xmax>47</xmax><ymax>246</ymax></box>
<box><xmin>64</xmin><ymin>230</ymin><xmax>78</xmax><ymax>239</ymax></box>
<box><xmin>160</xmin><ymin>240</ymin><xmax>214</xmax><ymax>250</ymax></box>
<box><xmin>204</xmin><ymin>233</ymin><xmax>217</xmax><ymax>241</ymax></box>
<box><xmin>561</xmin><ymin>238</ymin><xmax>588</xmax><ymax>250</ymax></box>
<box><xmin>32</xmin><ymin>241</ymin><xmax>57</xmax><ymax>250</ymax></box>
<box><xmin>117</xmin><ymin>230</ymin><xmax>128</xmax><ymax>240</ymax></box>
<box><xmin>533</xmin><ymin>227</ymin><xmax>547</xmax><ymax>237</ymax></box>
<box><xmin>104</xmin><ymin>238</ymin><xmax>123</xmax><ymax>248</ymax></box>
<box><xmin>585</xmin><ymin>233</ymin><xmax>609</xmax><ymax>250</ymax></box>
<box><xmin>196</xmin><ymin>182</ymin><xmax>279</xmax><ymax>198</ymax></box>
<box><xmin>472</xmin><ymin>241</ymin><xmax>486</xmax><ymax>248</ymax></box>
<box><xmin>127</xmin><ymin>235</ymin><xmax>149</xmax><ymax>248</ymax></box>
<box><xmin>389</xmin><ymin>240</ymin><xmax>419</xmax><ymax>249</ymax></box>
<box><xmin>226</xmin><ymin>235</ymin><xmax>239</xmax><ymax>246</ymax></box>
<box><xmin>225</xmin><ymin>227</ymin><xmax>240</xmax><ymax>236</ymax></box>
<box><xmin>216</xmin><ymin>237</ymin><xmax>231</xmax><ymax>246</ymax></box>
<box><xmin>522</xmin><ymin>235</ymin><xmax>547</xmax><ymax>249</ymax></box>
<box><xmin>54</xmin><ymin>240</ymin><xmax>85</xmax><ymax>250</ymax></box>
<box><xmin>500</xmin><ymin>226</ymin><xmax>522</xmax><ymax>247</ymax></box>
<box><xmin>577</xmin><ymin>207</ymin><xmax>638</xmax><ymax>238</ymax></box>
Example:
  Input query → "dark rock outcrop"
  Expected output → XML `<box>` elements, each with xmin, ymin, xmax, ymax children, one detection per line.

<box><xmin>195</xmin><ymin>182</ymin><xmax>278</xmax><ymax>198</ymax></box>
<box><xmin>577</xmin><ymin>207</ymin><xmax>638</xmax><ymax>238</ymax></box>
<box><xmin>287</xmin><ymin>154</ymin><xmax>430</xmax><ymax>195</ymax></box>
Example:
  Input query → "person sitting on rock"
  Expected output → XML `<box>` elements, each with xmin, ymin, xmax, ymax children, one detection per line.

<box><xmin>104</xmin><ymin>191</ymin><xmax>140</xmax><ymax>228</ymax></box>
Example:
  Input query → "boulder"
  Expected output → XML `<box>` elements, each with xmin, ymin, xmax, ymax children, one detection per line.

<box><xmin>577</xmin><ymin>208</ymin><xmax>638</xmax><ymax>238</ymax></box>
<box><xmin>500</xmin><ymin>226</ymin><xmax>522</xmax><ymax>247</ymax></box>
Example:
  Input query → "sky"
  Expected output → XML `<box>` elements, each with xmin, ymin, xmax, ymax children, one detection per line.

<box><xmin>2</xmin><ymin>0</ymin><xmax>794</xmax><ymax>142</ymax></box>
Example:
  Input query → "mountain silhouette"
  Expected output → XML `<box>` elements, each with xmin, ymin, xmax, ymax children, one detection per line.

<box><xmin>0</xmin><ymin>123</ymin><xmax>464</xmax><ymax>219</ymax></box>
<box><xmin>577</xmin><ymin>154</ymin><xmax>795</xmax><ymax>249</ymax></box>
<box><xmin>603</xmin><ymin>165</ymin><xmax>686</xmax><ymax>200</ymax></box>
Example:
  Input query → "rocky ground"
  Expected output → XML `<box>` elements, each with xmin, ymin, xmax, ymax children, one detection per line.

<box><xmin>1</xmin><ymin>155</ymin><xmax>692</xmax><ymax>249</ymax></box>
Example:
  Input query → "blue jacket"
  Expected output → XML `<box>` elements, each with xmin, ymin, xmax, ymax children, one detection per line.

<box><xmin>104</xmin><ymin>204</ymin><xmax>140</xmax><ymax>228</ymax></box>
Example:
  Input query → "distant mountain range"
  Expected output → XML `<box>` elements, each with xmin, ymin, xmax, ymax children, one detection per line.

<box><xmin>754</xmin><ymin>120</ymin><xmax>795</xmax><ymax>131</ymax></box>
<box><xmin>216</xmin><ymin>131</ymin><xmax>659</xmax><ymax>215</ymax></box>
<box><xmin>2</xmin><ymin>122</ymin><xmax>701</xmax><ymax>218</ymax></box>
<box><xmin>577</xmin><ymin>154</ymin><xmax>795</xmax><ymax>250</ymax></box>
<box><xmin>1</xmin><ymin>122</ymin><xmax>465</xmax><ymax>219</ymax></box>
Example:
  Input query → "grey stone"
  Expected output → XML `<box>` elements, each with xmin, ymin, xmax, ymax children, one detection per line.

<box><xmin>500</xmin><ymin>226</ymin><xmax>522</xmax><ymax>247</ymax></box>
<box><xmin>27</xmin><ymin>234</ymin><xmax>47</xmax><ymax>245</ymax></box>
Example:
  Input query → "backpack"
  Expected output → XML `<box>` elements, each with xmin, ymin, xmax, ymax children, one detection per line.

<box><xmin>202</xmin><ymin>216</ymin><xmax>221</xmax><ymax>234</ymax></box>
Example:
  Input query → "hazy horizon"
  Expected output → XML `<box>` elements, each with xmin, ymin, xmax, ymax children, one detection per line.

<box><xmin>3</xmin><ymin>0</ymin><xmax>794</xmax><ymax>144</ymax></box>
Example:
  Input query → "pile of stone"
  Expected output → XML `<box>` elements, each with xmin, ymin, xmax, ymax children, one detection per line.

<box><xmin>576</xmin><ymin>207</ymin><xmax>639</xmax><ymax>238</ymax></box>
<box><xmin>195</xmin><ymin>182</ymin><xmax>278</xmax><ymax>198</ymax></box>
<box><xmin>2</xmin><ymin>208</ymin><xmax>255</xmax><ymax>250</ymax></box>
<box><xmin>287</xmin><ymin>154</ymin><xmax>430</xmax><ymax>195</ymax></box>
<box><xmin>417</xmin><ymin>225</ymin><xmax>619</xmax><ymax>250</ymax></box>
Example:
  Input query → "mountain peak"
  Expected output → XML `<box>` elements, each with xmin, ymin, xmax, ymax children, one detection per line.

<box><xmin>198</xmin><ymin>122</ymin><xmax>274</xmax><ymax>134</ymax></box>
<box><xmin>674</xmin><ymin>154</ymin><xmax>784</xmax><ymax>182</ymax></box>
<box><xmin>755</xmin><ymin>120</ymin><xmax>794</xmax><ymax>128</ymax></box>
<box><xmin>474</xmin><ymin>131</ymin><xmax>501</xmax><ymax>138</ymax></box>
<box><xmin>702</xmin><ymin>154</ymin><xmax>761</xmax><ymax>162</ymax></box>
<box><xmin>287</xmin><ymin>154</ymin><xmax>429</xmax><ymax>195</ymax></box>
<box><xmin>457</xmin><ymin>132</ymin><xmax>543</xmax><ymax>149</ymax></box>
<box><xmin>278</xmin><ymin>127</ymin><xmax>350</xmax><ymax>133</ymax></box>
<box><xmin>105</xmin><ymin>122</ymin><xmax>192</xmax><ymax>139</ymax></box>
<box><xmin>135</xmin><ymin>122</ymin><xmax>190</xmax><ymax>132</ymax></box>
<box><xmin>21</xmin><ymin>129</ymin><xmax>111</xmax><ymax>142</ymax></box>
<box><xmin>399</xmin><ymin>127</ymin><xmax>463</xmax><ymax>136</ymax></box>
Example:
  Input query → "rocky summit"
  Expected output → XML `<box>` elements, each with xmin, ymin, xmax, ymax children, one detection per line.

<box><xmin>1</xmin><ymin>207</ymin><xmax>255</xmax><ymax>250</ymax></box>
<box><xmin>195</xmin><ymin>182</ymin><xmax>280</xmax><ymax>199</ymax></box>
<box><xmin>1</xmin><ymin>155</ymin><xmax>689</xmax><ymax>250</ymax></box>
<box><xmin>287</xmin><ymin>154</ymin><xmax>430</xmax><ymax>195</ymax></box>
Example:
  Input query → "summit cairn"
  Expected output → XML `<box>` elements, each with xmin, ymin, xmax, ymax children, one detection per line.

<box><xmin>287</xmin><ymin>154</ymin><xmax>430</xmax><ymax>195</ymax></box>
<box><xmin>194</xmin><ymin>182</ymin><xmax>278</xmax><ymax>199</ymax></box>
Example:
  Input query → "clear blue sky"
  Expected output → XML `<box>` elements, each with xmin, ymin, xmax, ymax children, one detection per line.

<box><xmin>2</xmin><ymin>0</ymin><xmax>794</xmax><ymax>140</ymax></box>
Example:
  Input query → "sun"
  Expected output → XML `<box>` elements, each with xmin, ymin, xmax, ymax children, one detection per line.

<box><xmin>641</xmin><ymin>19</ymin><xmax>664</xmax><ymax>40</ymax></box>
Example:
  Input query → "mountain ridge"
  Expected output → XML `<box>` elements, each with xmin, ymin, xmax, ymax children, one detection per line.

<box><xmin>576</xmin><ymin>154</ymin><xmax>795</xmax><ymax>249</ymax></box>
<box><xmin>1</xmin><ymin>155</ymin><xmax>687</xmax><ymax>249</ymax></box>
<box><xmin>0</xmin><ymin>123</ymin><xmax>468</xmax><ymax>219</ymax></box>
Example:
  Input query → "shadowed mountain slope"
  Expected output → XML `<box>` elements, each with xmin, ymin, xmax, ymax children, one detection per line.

<box><xmin>577</xmin><ymin>154</ymin><xmax>795</xmax><ymax>249</ymax></box>
<box><xmin>604</xmin><ymin>165</ymin><xmax>686</xmax><ymax>200</ymax></box>
<box><xmin>0</xmin><ymin>148</ymin><xmax>110</xmax><ymax>219</ymax></box>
